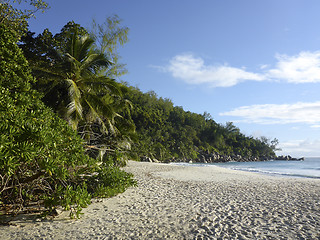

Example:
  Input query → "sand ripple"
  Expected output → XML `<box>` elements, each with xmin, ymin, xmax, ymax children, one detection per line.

<box><xmin>1</xmin><ymin>161</ymin><xmax>319</xmax><ymax>239</ymax></box>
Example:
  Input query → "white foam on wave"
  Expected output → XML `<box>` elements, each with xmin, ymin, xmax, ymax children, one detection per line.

<box><xmin>229</xmin><ymin>167</ymin><xmax>320</xmax><ymax>179</ymax></box>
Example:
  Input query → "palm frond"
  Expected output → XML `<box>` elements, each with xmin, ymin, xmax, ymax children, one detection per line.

<box><xmin>65</xmin><ymin>53</ymin><xmax>82</xmax><ymax>79</ymax></box>
<box><xmin>80</xmin><ymin>53</ymin><xmax>111</xmax><ymax>75</ymax></box>
<box><xmin>84</xmin><ymin>92</ymin><xmax>123</xmax><ymax>135</ymax></box>
<box><xmin>32</xmin><ymin>65</ymin><xmax>66</xmax><ymax>79</ymax></box>
<box><xmin>84</xmin><ymin>98</ymin><xmax>112</xmax><ymax>135</ymax></box>
<box><xmin>77</xmin><ymin>35</ymin><xmax>95</xmax><ymax>61</ymax></box>
<box><xmin>65</xmin><ymin>78</ymin><xmax>82</xmax><ymax>120</ymax></box>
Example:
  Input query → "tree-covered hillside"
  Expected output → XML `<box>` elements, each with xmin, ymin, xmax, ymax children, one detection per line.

<box><xmin>123</xmin><ymin>86</ymin><xmax>278</xmax><ymax>163</ymax></box>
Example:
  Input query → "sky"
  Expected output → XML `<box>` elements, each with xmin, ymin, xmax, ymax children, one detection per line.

<box><xmin>26</xmin><ymin>0</ymin><xmax>320</xmax><ymax>157</ymax></box>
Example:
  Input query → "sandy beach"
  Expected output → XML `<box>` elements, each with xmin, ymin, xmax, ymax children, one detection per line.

<box><xmin>1</xmin><ymin>161</ymin><xmax>319</xmax><ymax>239</ymax></box>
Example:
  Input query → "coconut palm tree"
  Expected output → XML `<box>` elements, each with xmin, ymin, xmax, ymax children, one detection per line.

<box><xmin>64</xmin><ymin>34</ymin><xmax>115</xmax><ymax>130</ymax></box>
<box><xmin>34</xmin><ymin>31</ymin><xmax>129</xmax><ymax>136</ymax></box>
<box><xmin>19</xmin><ymin>24</ymin><xmax>135</xmax><ymax>163</ymax></box>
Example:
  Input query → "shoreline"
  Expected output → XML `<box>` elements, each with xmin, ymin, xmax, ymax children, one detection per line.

<box><xmin>1</xmin><ymin>161</ymin><xmax>319</xmax><ymax>239</ymax></box>
<box><xmin>168</xmin><ymin>160</ymin><xmax>320</xmax><ymax>180</ymax></box>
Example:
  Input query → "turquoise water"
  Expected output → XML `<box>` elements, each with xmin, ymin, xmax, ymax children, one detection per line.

<box><xmin>209</xmin><ymin>157</ymin><xmax>320</xmax><ymax>179</ymax></box>
<box><xmin>172</xmin><ymin>158</ymin><xmax>320</xmax><ymax>179</ymax></box>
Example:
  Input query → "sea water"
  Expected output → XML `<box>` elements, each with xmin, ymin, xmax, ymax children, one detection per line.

<box><xmin>173</xmin><ymin>158</ymin><xmax>320</xmax><ymax>179</ymax></box>
<box><xmin>210</xmin><ymin>157</ymin><xmax>320</xmax><ymax>179</ymax></box>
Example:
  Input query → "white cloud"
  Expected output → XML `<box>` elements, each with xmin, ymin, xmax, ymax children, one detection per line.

<box><xmin>167</xmin><ymin>54</ymin><xmax>265</xmax><ymax>87</ymax></box>
<box><xmin>219</xmin><ymin>101</ymin><xmax>320</xmax><ymax>125</ymax></box>
<box><xmin>163</xmin><ymin>51</ymin><xmax>320</xmax><ymax>87</ymax></box>
<box><xmin>277</xmin><ymin>139</ymin><xmax>320</xmax><ymax>157</ymax></box>
<box><xmin>268</xmin><ymin>51</ymin><xmax>320</xmax><ymax>83</ymax></box>
<box><xmin>259</xmin><ymin>64</ymin><xmax>269</xmax><ymax>70</ymax></box>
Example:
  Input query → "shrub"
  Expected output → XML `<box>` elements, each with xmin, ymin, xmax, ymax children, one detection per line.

<box><xmin>0</xmin><ymin>24</ymin><xmax>135</xmax><ymax>219</ymax></box>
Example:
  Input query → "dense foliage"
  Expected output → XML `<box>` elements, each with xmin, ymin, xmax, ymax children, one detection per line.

<box><xmin>123</xmin><ymin>86</ymin><xmax>278</xmax><ymax>162</ymax></box>
<box><xmin>19</xmin><ymin>21</ymin><xmax>135</xmax><ymax>165</ymax></box>
<box><xmin>0</xmin><ymin>22</ymin><xmax>135</xmax><ymax>219</ymax></box>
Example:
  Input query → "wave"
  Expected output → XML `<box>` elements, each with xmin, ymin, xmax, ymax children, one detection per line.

<box><xmin>229</xmin><ymin>167</ymin><xmax>320</xmax><ymax>179</ymax></box>
<box><xmin>169</xmin><ymin>162</ymin><xmax>209</xmax><ymax>167</ymax></box>
<box><xmin>170</xmin><ymin>161</ymin><xmax>320</xmax><ymax>179</ymax></box>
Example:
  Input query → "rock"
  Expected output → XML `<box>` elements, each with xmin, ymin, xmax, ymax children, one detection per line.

<box><xmin>140</xmin><ymin>156</ymin><xmax>152</xmax><ymax>162</ymax></box>
<box><xmin>275</xmin><ymin>155</ymin><xmax>304</xmax><ymax>161</ymax></box>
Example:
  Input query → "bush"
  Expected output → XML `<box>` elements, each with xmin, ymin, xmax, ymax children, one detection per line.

<box><xmin>87</xmin><ymin>165</ymin><xmax>137</xmax><ymax>198</ymax></box>
<box><xmin>0</xmin><ymin>24</ymin><xmax>135</xmax><ymax>219</ymax></box>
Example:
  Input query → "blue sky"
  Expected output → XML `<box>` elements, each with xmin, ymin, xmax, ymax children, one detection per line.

<box><xmin>27</xmin><ymin>0</ymin><xmax>320</xmax><ymax>157</ymax></box>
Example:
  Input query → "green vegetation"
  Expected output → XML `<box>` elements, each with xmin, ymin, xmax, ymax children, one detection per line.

<box><xmin>0</xmin><ymin>1</ymin><xmax>135</xmax><ymax>219</ymax></box>
<box><xmin>19</xmin><ymin>19</ymin><xmax>135</xmax><ymax>164</ymax></box>
<box><xmin>122</xmin><ymin>87</ymin><xmax>278</xmax><ymax>162</ymax></box>
<box><xmin>1</xmin><ymin>0</ymin><xmax>278</xmax><ymax>220</ymax></box>
<box><xmin>0</xmin><ymin>0</ymin><xmax>48</xmax><ymax>37</ymax></box>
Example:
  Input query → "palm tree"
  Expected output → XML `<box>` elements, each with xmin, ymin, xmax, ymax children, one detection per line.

<box><xmin>66</xmin><ymin>34</ymin><xmax>135</xmax><ymax>161</ymax></box>
<box><xmin>19</xmin><ymin>26</ymin><xmax>135</xmax><ymax>163</ymax></box>
<box><xmin>34</xmin><ymin>32</ymin><xmax>131</xmax><ymax>138</ymax></box>
<box><xmin>64</xmin><ymin>34</ymin><xmax>117</xmax><ymax>130</ymax></box>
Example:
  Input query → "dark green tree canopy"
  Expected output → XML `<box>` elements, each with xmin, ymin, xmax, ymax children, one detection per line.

<box><xmin>121</xmin><ymin>85</ymin><xmax>278</xmax><ymax>162</ymax></box>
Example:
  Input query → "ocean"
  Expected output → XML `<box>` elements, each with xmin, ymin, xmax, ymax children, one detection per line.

<box><xmin>209</xmin><ymin>157</ymin><xmax>320</xmax><ymax>179</ymax></box>
<box><xmin>173</xmin><ymin>157</ymin><xmax>320</xmax><ymax>179</ymax></box>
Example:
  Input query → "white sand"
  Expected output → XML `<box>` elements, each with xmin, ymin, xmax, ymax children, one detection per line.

<box><xmin>1</xmin><ymin>161</ymin><xmax>320</xmax><ymax>239</ymax></box>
